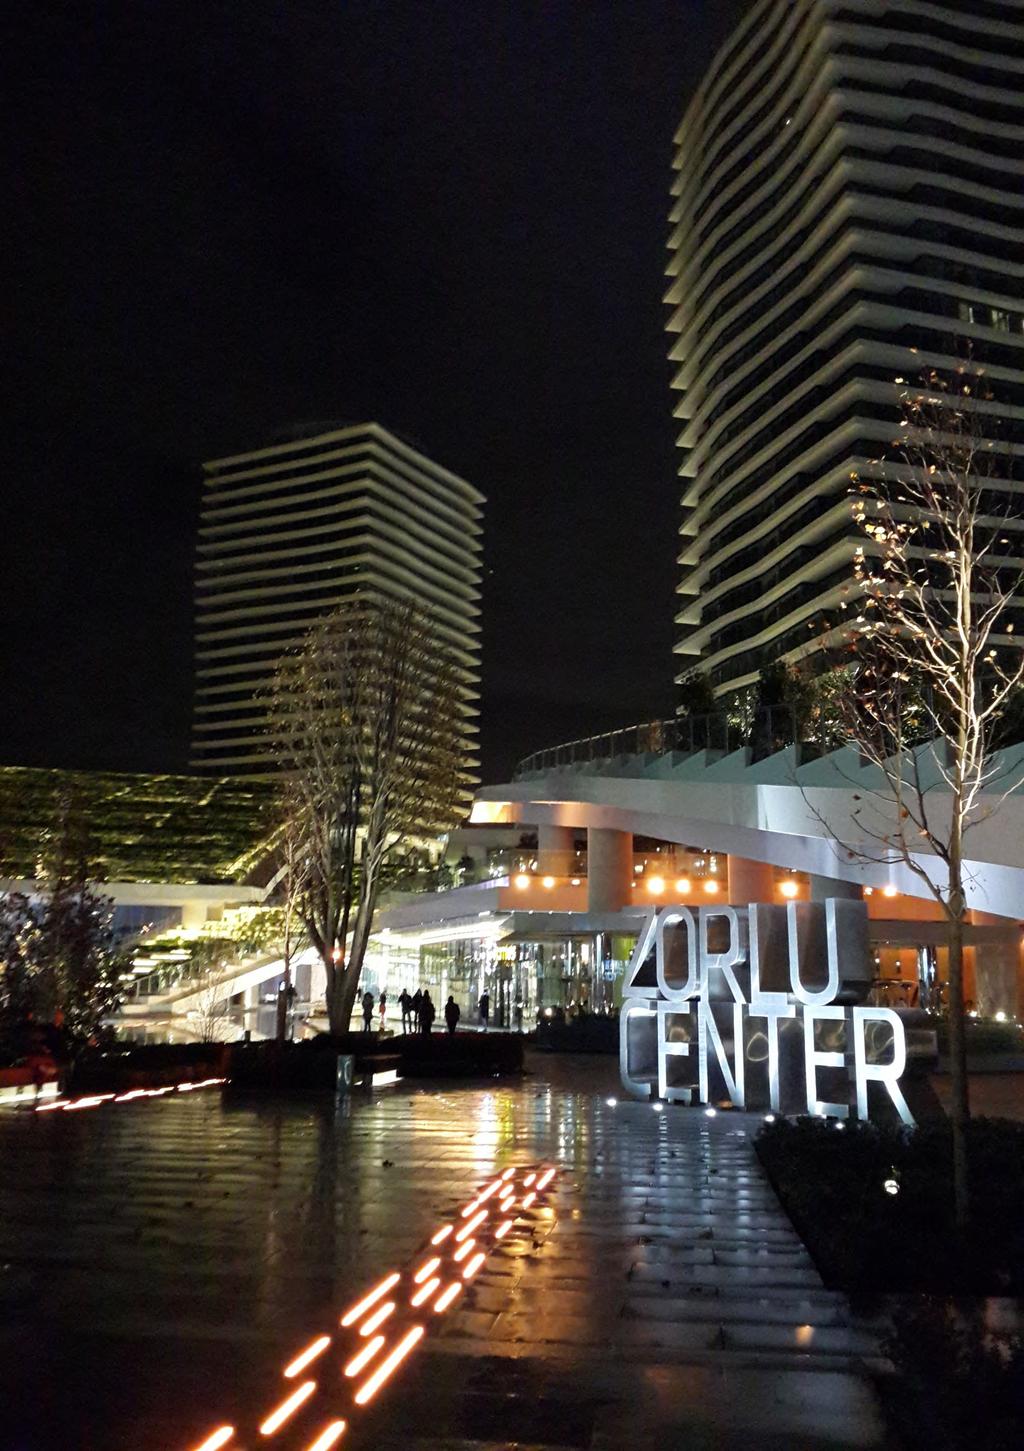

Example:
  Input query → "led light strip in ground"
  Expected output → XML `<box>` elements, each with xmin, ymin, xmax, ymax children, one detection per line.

<box><xmin>192</xmin><ymin>1428</ymin><xmax>234</xmax><ymax>1451</ymax></box>
<box><xmin>358</xmin><ymin>1301</ymin><xmax>395</xmax><ymax>1337</ymax></box>
<box><xmin>305</xmin><ymin>1421</ymin><xmax>347</xmax><ymax>1450</ymax></box>
<box><xmin>184</xmin><ymin>1162</ymin><xmax>559</xmax><ymax>1450</ymax></box>
<box><xmin>352</xmin><ymin>1326</ymin><xmax>425</xmax><ymax>1406</ymax></box>
<box><xmin>339</xmin><ymin>1273</ymin><xmax>400</xmax><ymax>1328</ymax></box>
<box><xmin>409</xmin><ymin>1277</ymin><xmax>441</xmax><ymax>1307</ymax></box>
<box><xmin>259</xmin><ymin>1380</ymin><xmax>317</xmax><ymax>1435</ymax></box>
<box><xmin>343</xmin><ymin>1336</ymin><xmax>385</xmax><ymax>1379</ymax></box>
<box><xmin>461</xmin><ymin>1251</ymin><xmax>486</xmax><ymax>1280</ymax></box>
<box><xmin>433</xmin><ymin>1281</ymin><xmax>462</xmax><ymax>1313</ymax></box>
<box><xmin>35</xmin><ymin>1079</ymin><xmax>227</xmax><ymax>1113</ymax></box>
<box><xmin>284</xmin><ymin>1336</ymin><xmax>332</xmax><ymax>1379</ymax></box>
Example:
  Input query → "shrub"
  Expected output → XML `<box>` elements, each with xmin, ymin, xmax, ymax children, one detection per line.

<box><xmin>756</xmin><ymin>1115</ymin><xmax>1024</xmax><ymax>1293</ymax></box>
<box><xmin>885</xmin><ymin>1299</ymin><xmax>1024</xmax><ymax>1451</ymax></box>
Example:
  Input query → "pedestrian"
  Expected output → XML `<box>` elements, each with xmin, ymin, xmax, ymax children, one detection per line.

<box><xmin>378</xmin><ymin>989</ymin><xmax>387</xmax><ymax>1030</ymax></box>
<box><xmin>514</xmin><ymin>1000</ymin><xmax>524</xmax><ymax>1033</ymax></box>
<box><xmin>444</xmin><ymin>995</ymin><xmax>460</xmax><ymax>1034</ymax></box>
<box><xmin>420</xmin><ymin>990</ymin><xmax>435</xmax><ymax>1035</ymax></box>
<box><xmin>478</xmin><ymin>990</ymin><xmax>490</xmax><ymax>1030</ymax></box>
<box><xmin>411</xmin><ymin>988</ymin><xmax>423</xmax><ymax>1032</ymax></box>
<box><xmin>361</xmin><ymin>989</ymin><xmax>374</xmax><ymax>1033</ymax></box>
<box><xmin>399</xmin><ymin>988</ymin><xmax>411</xmax><ymax>1033</ymax></box>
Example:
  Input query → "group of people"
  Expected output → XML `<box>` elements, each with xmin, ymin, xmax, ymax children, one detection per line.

<box><xmin>359</xmin><ymin>987</ymin><xmax>464</xmax><ymax>1035</ymax></box>
<box><xmin>360</xmin><ymin>988</ymin><xmax>390</xmax><ymax>1033</ymax></box>
<box><xmin>358</xmin><ymin>985</ymin><xmax>515</xmax><ymax>1036</ymax></box>
<box><xmin>400</xmin><ymin>988</ymin><xmax>440</xmax><ymax>1034</ymax></box>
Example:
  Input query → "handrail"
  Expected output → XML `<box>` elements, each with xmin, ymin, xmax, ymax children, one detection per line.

<box><xmin>513</xmin><ymin>705</ymin><xmax>1024</xmax><ymax>780</ymax></box>
<box><xmin>513</xmin><ymin>706</ymin><xmax>818</xmax><ymax>778</ymax></box>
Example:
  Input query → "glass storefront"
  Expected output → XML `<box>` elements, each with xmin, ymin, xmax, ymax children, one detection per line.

<box><xmin>362</xmin><ymin>922</ymin><xmax>640</xmax><ymax>1029</ymax></box>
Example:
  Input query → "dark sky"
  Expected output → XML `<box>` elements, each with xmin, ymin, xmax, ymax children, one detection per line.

<box><xmin>3</xmin><ymin>0</ymin><xmax>746</xmax><ymax>784</ymax></box>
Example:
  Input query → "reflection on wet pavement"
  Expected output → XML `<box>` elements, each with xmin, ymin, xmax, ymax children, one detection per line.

<box><xmin>0</xmin><ymin>1052</ymin><xmax>889</xmax><ymax>1450</ymax></box>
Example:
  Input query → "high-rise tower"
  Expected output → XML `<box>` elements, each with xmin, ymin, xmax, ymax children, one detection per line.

<box><xmin>192</xmin><ymin>423</ymin><xmax>483</xmax><ymax>778</ymax></box>
<box><xmin>667</xmin><ymin>0</ymin><xmax>1024</xmax><ymax>702</ymax></box>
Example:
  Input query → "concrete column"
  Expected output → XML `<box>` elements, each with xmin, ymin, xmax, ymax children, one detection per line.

<box><xmin>308</xmin><ymin>954</ymin><xmax>327</xmax><ymax>1008</ymax></box>
<box><xmin>537</xmin><ymin>824</ymin><xmax>576</xmax><ymax>878</ymax></box>
<box><xmin>587</xmin><ymin>827</ymin><xmax>633</xmax><ymax>913</ymax></box>
<box><xmin>810</xmin><ymin>875</ymin><xmax>863</xmax><ymax>902</ymax></box>
<box><xmin>726</xmin><ymin>856</ymin><xmax>775</xmax><ymax>906</ymax></box>
<box><xmin>292</xmin><ymin>957</ymin><xmax>312</xmax><ymax>1001</ymax></box>
<box><xmin>180</xmin><ymin>900</ymin><xmax>208</xmax><ymax>930</ymax></box>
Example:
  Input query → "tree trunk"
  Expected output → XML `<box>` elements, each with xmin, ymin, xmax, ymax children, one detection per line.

<box><xmin>276</xmin><ymin>957</ymin><xmax>290</xmax><ymax>1043</ymax></box>
<box><xmin>324</xmin><ymin>956</ymin><xmax>364</xmax><ymax>1037</ymax></box>
<box><xmin>323</xmin><ymin>871</ymin><xmax>382</xmax><ymax>1036</ymax></box>
<box><xmin>324</xmin><ymin>955</ymin><xmax>344</xmax><ymax>1035</ymax></box>
<box><xmin>276</xmin><ymin>923</ymin><xmax>292</xmax><ymax>1044</ymax></box>
<box><xmin>347</xmin><ymin>895</ymin><xmax>377</xmax><ymax>996</ymax></box>
<box><xmin>947</xmin><ymin>900</ymin><xmax>971</xmax><ymax>1231</ymax></box>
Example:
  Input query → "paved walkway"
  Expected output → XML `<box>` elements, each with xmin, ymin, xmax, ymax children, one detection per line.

<box><xmin>0</xmin><ymin>1052</ymin><xmax>892</xmax><ymax>1450</ymax></box>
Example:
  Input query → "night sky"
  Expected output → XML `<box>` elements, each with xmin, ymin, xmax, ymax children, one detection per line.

<box><xmin>3</xmin><ymin>0</ymin><xmax>747</xmax><ymax>784</ymax></box>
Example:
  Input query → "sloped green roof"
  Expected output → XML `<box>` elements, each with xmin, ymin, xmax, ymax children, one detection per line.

<box><xmin>0</xmin><ymin>767</ymin><xmax>276</xmax><ymax>885</ymax></box>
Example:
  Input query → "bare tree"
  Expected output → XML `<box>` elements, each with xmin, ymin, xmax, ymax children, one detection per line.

<box><xmin>839</xmin><ymin>361</ymin><xmax>1024</xmax><ymax>1226</ymax></box>
<box><xmin>270</xmin><ymin>595</ymin><xmax>465</xmax><ymax>1034</ymax></box>
<box><xmin>187</xmin><ymin>968</ymin><xmax>234</xmax><ymax>1044</ymax></box>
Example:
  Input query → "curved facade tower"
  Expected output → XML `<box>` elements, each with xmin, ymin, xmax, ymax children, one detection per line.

<box><xmin>192</xmin><ymin>423</ymin><xmax>482</xmax><ymax>780</ymax></box>
<box><xmin>667</xmin><ymin>0</ymin><xmax>1024</xmax><ymax>701</ymax></box>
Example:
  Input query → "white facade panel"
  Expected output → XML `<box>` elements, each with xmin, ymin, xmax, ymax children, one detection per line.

<box><xmin>669</xmin><ymin>0</ymin><xmax>1024</xmax><ymax>700</ymax></box>
<box><xmin>191</xmin><ymin>423</ymin><xmax>483</xmax><ymax>778</ymax></box>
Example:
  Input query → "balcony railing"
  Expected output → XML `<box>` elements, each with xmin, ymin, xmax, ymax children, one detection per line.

<box><xmin>514</xmin><ymin>706</ymin><xmax>807</xmax><ymax>778</ymax></box>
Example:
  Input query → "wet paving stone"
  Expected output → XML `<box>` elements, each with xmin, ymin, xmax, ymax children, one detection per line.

<box><xmin>0</xmin><ymin>1054</ymin><xmax>892</xmax><ymax>1450</ymax></box>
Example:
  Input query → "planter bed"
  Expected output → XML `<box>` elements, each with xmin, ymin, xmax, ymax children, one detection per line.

<box><xmin>224</xmin><ymin>1031</ymin><xmax>523</xmax><ymax>1091</ymax></box>
<box><xmin>68</xmin><ymin>1042</ymin><xmax>229</xmax><ymax>1093</ymax></box>
<box><xmin>757</xmin><ymin>1115</ymin><xmax>1024</xmax><ymax>1451</ymax></box>
<box><xmin>755</xmin><ymin>1114</ymin><xmax>1024</xmax><ymax>1296</ymax></box>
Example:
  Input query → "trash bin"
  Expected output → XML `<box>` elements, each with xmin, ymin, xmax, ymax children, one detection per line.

<box><xmin>336</xmin><ymin>1054</ymin><xmax>355</xmax><ymax>1095</ymax></box>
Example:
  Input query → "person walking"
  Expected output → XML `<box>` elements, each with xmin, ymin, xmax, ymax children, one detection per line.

<box><xmin>399</xmin><ymin>988</ymin><xmax>412</xmax><ymax>1033</ymax></box>
<box><xmin>361</xmin><ymin>989</ymin><xmax>374</xmax><ymax>1033</ymax></box>
<box><xmin>444</xmin><ymin>995</ymin><xmax>460</xmax><ymax>1034</ymax></box>
<box><xmin>478</xmin><ymin>990</ymin><xmax>490</xmax><ymax>1031</ymax></box>
<box><xmin>411</xmin><ymin>988</ymin><xmax>423</xmax><ymax>1033</ymax></box>
<box><xmin>378</xmin><ymin>989</ymin><xmax>388</xmax><ymax>1031</ymax></box>
<box><xmin>420</xmin><ymin>990</ymin><xmax>436</xmax><ymax>1035</ymax></box>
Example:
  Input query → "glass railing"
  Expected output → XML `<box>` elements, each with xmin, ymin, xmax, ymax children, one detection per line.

<box><xmin>124</xmin><ymin>942</ymin><xmax>287</xmax><ymax>1003</ymax></box>
<box><xmin>514</xmin><ymin>706</ymin><xmax>813</xmax><ymax>778</ymax></box>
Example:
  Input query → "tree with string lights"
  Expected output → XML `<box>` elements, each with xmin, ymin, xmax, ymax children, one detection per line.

<box><xmin>838</xmin><ymin>361</ymin><xmax>1024</xmax><ymax>1227</ymax></box>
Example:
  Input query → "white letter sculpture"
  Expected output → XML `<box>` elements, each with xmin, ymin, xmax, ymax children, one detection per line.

<box><xmin>621</xmin><ymin>899</ymin><xmax>913</xmax><ymax>1123</ymax></box>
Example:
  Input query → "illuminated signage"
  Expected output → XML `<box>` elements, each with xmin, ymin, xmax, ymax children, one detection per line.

<box><xmin>620</xmin><ymin>901</ymin><xmax>913</xmax><ymax>1123</ymax></box>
